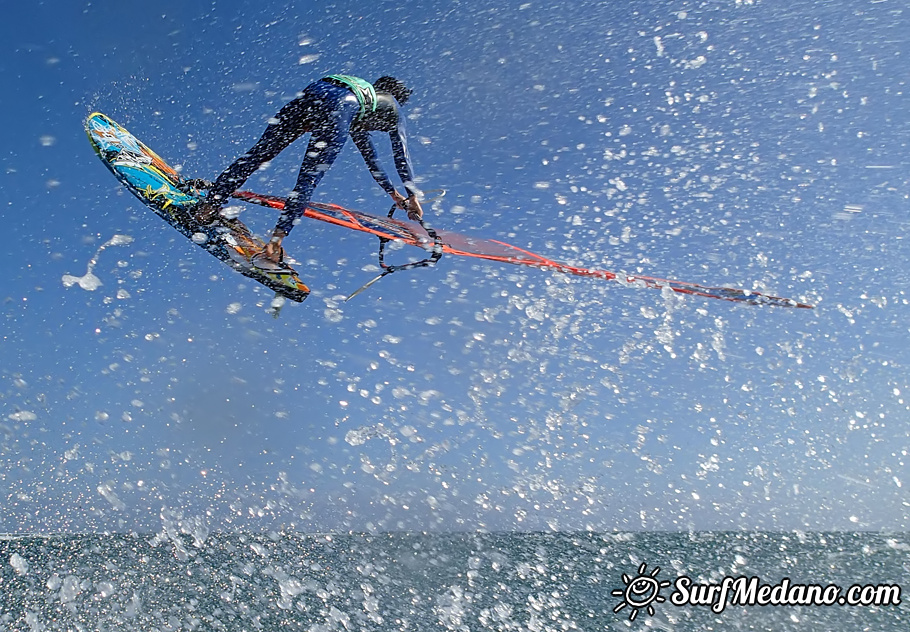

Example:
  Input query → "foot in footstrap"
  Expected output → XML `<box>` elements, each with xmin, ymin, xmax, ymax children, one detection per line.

<box><xmin>251</xmin><ymin>249</ymin><xmax>295</xmax><ymax>276</ymax></box>
<box><xmin>193</xmin><ymin>200</ymin><xmax>222</xmax><ymax>225</ymax></box>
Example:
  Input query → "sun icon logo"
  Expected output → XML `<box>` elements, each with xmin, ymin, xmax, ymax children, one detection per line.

<box><xmin>611</xmin><ymin>563</ymin><xmax>672</xmax><ymax>621</ymax></box>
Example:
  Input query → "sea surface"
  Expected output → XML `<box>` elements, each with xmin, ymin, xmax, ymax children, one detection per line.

<box><xmin>1</xmin><ymin>531</ymin><xmax>907</xmax><ymax>631</ymax></box>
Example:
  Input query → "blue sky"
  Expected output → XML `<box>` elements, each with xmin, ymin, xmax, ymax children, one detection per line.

<box><xmin>1</xmin><ymin>0</ymin><xmax>909</xmax><ymax>533</ymax></box>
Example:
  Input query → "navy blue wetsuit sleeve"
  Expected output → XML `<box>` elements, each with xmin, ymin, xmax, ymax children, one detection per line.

<box><xmin>351</xmin><ymin>131</ymin><xmax>397</xmax><ymax>196</ymax></box>
<box><xmin>389</xmin><ymin>123</ymin><xmax>418</xmax><ymax>197</ymax></box>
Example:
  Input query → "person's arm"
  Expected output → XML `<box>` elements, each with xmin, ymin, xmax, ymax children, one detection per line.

<box><xmin>351</xmin><ymin>130</ymin><xmax>397</xmax><ymax>196</ymax></box>
<box><xmin>352</xmin><ymin>129</ymin><xmax>422</xmax><ymax>220</ymax></box>
<box><xmin>389</xmin><ymin>121</ymin><xmax>423</xmax><ymax>220</ymax></box>
<box><xmin>389</xmin><ymin>127</ymin><xmax>418</xmax><ymax>198</ymax></box>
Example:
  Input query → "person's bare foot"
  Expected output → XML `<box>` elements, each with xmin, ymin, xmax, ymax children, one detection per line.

<box><xmin>250</xmin><ymin>235</ymin><xmax>291</xmax><ymax>273</ymax></box>
<box><xmin>251</xmin><ymin>251</ymin><xmax>286</xmax><ymax>272</ymax></box>
<box><xmin>251</xmin><ymin>248</ymin><xmax>292</xmax><ymax>274</ymax></box>
<box><xmin>263</xmin><ymin>239</ymin><xmax>284</xmax><ymax>262</ymax></box>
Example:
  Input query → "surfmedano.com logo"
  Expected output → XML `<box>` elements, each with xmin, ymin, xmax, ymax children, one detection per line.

<box><xmin>611</xmin><ymin>564</ymin><xmax>902</xmax><ymax>621</ymax></box>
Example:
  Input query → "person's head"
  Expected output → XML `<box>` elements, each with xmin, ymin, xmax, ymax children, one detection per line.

<box><xmin>374</xmin><ymin>76</ymin><xmax>412</xmax><ymax>105</ymax></box>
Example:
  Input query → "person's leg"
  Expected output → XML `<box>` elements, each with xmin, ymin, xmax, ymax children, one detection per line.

<box><xmin>276</xmin><ymin>116</ymin><xmax>354</xmax><ymax>231</ymax></box>
<box><xmin>196</xmin><ymin>97</ymin><xmax>312</xmax><ymax>222</ymax></box>
<box><xmin>261</xmin><ymin>86</ymin><xmax>358</xmax><ymax>263</ymax></box>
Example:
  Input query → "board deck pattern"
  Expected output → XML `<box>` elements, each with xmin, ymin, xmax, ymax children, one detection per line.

<box><xmin>85</xmin><ymin>112</ymin><xmax>310</xmax><ymax>302</ymax></box>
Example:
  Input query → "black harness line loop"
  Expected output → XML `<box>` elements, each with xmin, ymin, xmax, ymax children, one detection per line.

<box><xmin>345</xmin><ymin>204</ymin><xmax>443</xmax><ymax>301</ymax></box>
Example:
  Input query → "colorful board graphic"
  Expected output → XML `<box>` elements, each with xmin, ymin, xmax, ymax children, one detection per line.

<box><xmin>85</xmin><ymin>112</ymin><xmax>310</xmax><ymax>303</ymax></box>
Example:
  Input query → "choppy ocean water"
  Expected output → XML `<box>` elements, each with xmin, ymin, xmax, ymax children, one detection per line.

<box><xmin>1</xmin><ymin>531</ymin><xmax>907</xmax><ymax>631</ymax></box>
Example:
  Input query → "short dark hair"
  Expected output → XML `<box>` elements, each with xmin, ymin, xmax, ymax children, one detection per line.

<box><xmin>374</xmin><ymin>76</ymin><xmax>412</xmax><ymax>105</ymax></box>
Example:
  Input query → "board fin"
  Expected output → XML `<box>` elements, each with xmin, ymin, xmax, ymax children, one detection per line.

<box><xmin>269</xmin><ymin>294</ymin><xmax>286</xmax><ymax>318</ymax></box>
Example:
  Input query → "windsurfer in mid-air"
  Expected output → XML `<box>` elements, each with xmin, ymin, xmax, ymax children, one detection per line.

<box><xmin>194</xmin><ymin>74</ymin><xmax>423</xmax><ymax>273</ymax></box>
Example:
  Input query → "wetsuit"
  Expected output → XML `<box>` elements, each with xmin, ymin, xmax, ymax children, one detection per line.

<box><xmin>206</xmin><ymin>76</ymin><xmax>417</xmax><ymax>235</ymax></box>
